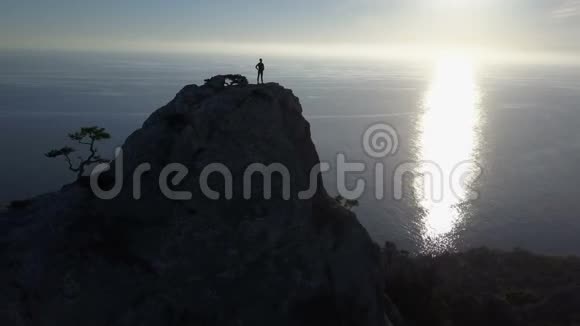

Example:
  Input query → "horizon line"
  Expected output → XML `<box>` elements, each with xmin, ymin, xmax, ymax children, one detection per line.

<box><xmin>2</xmin><ymin>42</ymin><xmax>580</xmax><ymax>65</ymax></box>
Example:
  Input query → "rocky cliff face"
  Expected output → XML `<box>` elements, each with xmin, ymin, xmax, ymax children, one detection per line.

<box><xmin>0</xmin><ymin>75</ymin><xmax>388</xmax><ymax>326</ymax></box>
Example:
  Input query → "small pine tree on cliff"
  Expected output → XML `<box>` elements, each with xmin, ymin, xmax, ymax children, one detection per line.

<box><xmin>45</xmin><ymin>126</ymin><xmax>111</xmax><ymax>180</ymax></box>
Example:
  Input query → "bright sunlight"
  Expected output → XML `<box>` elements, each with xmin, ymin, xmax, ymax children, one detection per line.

<box><xmin>414</xmin><ymin>54</ymin><xmax>483</xmax><ymax>252</ymax></box>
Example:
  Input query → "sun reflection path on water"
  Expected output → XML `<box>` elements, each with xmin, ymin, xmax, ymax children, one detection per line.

<box><xmin>414</xmin><ymin>55</ymin><xmax>483</xmax><ymax>253</ymax></box>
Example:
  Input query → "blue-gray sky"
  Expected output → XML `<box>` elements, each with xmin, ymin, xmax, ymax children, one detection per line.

<box><xmin>1</xmin><ymin>0</ymin><xmax>580</xmax><ymax>60</ymax></box>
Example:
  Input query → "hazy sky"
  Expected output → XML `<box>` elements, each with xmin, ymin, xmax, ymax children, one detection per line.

<box><xmin>1</xmin><ymin>0</ymin><xmax>580</xmax><ymax>60</ymax></box>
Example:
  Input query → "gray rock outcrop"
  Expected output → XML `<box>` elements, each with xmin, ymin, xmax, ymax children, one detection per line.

<box><xmin>0</xmin><ymin>76</ymin><xmax>388</xmax><ymax>326</ymax></box>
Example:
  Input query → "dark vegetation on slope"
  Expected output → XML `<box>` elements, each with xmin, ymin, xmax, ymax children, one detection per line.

<box><xmin>383</xmin><ymin>243</ymin><xmax>580</xmax><ymax>326</ymax></box>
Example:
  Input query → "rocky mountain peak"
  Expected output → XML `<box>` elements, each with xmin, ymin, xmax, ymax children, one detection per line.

<box><xmin>0</xmin><ymin>75</ymin><xmax>388</xmax><ymax>326</ymax></box>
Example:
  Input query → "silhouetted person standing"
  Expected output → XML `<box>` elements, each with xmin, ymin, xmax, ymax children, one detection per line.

<box><xmin>256</xmin><ymin>58</ymin><xmax>265</xmax><ymax>84</ymax></box>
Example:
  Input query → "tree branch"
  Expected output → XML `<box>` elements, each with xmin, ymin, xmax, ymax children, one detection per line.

<box><xmin>47</xmin><ymin>126</ymin><xmax>111</xmax><ymax>180</ymax></box>
<box><xmin>77</xmin><ymin>136</ymin><xmax>99</xmax><ymax>178</ymax></box>
<box><xmin>63</xmin><ymin>153</ymin><xmax>80</xmax><ymax>172</ymax></box>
